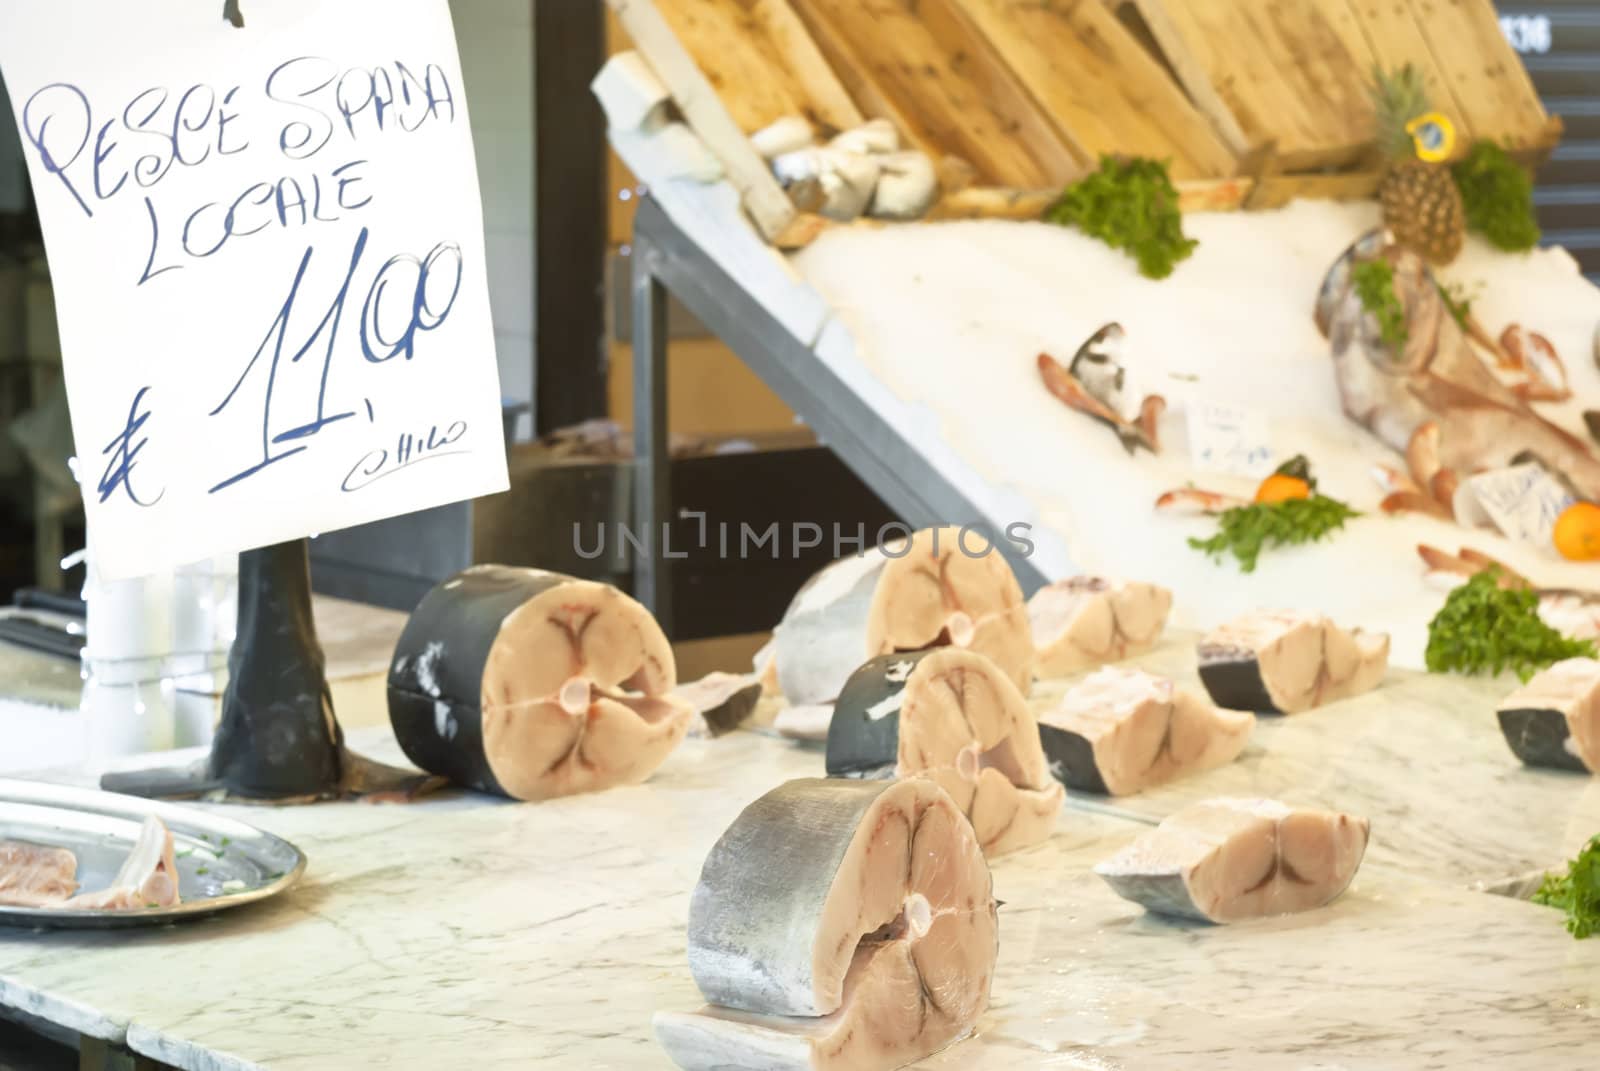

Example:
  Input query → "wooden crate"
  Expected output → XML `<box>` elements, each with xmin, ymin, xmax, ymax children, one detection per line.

<box><xmin>1120</xmin><ymin>0</ymin><xmax>1559</xmax><ymax>169</ymax></box>
<box><xmin>787</xmin><ymin>0</ymin><xmax>1087</xmax><ymax>188</ymax></box>
<box><xmin>649</xmin><ymin>0</ymin><xmax>862</xmax><ymax>135</ymax></box>
<box><xmin>952</xmin><ymin>0</ymin><xmax>1238</xmax><ymax>180</ymax></box>
<box><xmin>1121</xmin><ymin>0</ymin><xmax>1381</xmax><ymax>169</ymax></box>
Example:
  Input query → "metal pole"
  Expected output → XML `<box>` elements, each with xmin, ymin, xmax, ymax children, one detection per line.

<box><xmin>630</xmin><ymin>233</ymin><xmax>672</xmax><ymax>634</ymax></box>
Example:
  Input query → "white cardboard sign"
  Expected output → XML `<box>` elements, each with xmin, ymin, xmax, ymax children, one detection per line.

<box><xmin>1186</xmin><ymin>402</ymin><xmax>1275</xmax><ymax>479</ymax></box>
<box><xmin>1454</xmin><ymin>463</ymin><xmax>1576</xmax><ymax>548</ymax></box>
<box><xmin>0</xmin><ymin>0</ymin><xmax>508</xmax><ymax>579</ymax></box>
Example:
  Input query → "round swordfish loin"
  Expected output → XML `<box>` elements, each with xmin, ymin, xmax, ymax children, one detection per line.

<box><xmin>769</xmin><ymin>527</ymin><xmax>1034</xmax><ymax>711</ymax></box>
<box><xmin>1038</xmin><ymin>667</ymin><xmax>1254</xmax><ymax>795</ymax></box>
<box><xmin>387</xmin><ymin>565</ymin><xmax>692</xmax><ymax>801</ymax></box>
<box><xmin>1197</xmin><ymin>610</ymin><xmax>1389</xmax><ymax>714</ymax></box>
<box><xmin>1095</xmin><ymin>798</ymin><xmax>1370</xmax><ymax>924</ymax></box>
<box><xmin>1497</xmin><ymin>657</ymin><xmax>1600</xmax><ymax>774</ymax></box>
<box><xmin>1028</xmin><ymin>577</ymin><xmax>1172</xmax><ymax>678</ymax></box>
<box><xmin>655</xmin><ymin>778</ymin><xmax>997</xmax><ymax>1071</ymax></box>
<box><xmin>826</xmin><ymin>648</ymin><xmax>1064</xmax><ymax>857</ymax></box>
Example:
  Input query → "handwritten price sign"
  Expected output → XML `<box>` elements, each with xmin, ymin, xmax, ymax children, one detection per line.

<box><xmin>0</xmin><ymin>0</ymin><xmax>508</xmax><ymax>579</ymax></box>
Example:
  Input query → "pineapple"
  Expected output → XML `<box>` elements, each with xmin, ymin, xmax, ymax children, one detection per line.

<box><xmin>1370</xmin><ymin>65</ymin><xmax>1464</xmax><ymax>266</ymax></box>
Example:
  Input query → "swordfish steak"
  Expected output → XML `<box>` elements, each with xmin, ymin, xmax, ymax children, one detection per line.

<box><xmin>655</xmin><ymin>778</ymin><xmax>997</xmax><ymax>1071</ymax></box>
<box><xmin>1038</xmin><ymin>667</ymin><xmax>1254</xmax><ymax>795</ymax></box>
<box><xmin>1029</xmin><ymin>577</ymin><xmax>1172</xmax><ymax>678</ymax></box>
<box><xmin>0</xmin><ymin>840</ymin><xmax>77</xmax><ymax>907</ymax></box>
<box><xmin>767</xmin><ymin>527</ymin><xmax>1034</xmax><ymax>714</ymax></box>
<box><xmin>1095</xmin><ymin>798</ymin><xmax>1370</xmax><ymax>923</ymax></box>
<box><xmin>826</xmin><ymin>648</ymin><xmax>1064</xmax><ymax>857</ymax></box>
<box><xmin>1497</xmin><ymin>657</ymin><xmax>1600</xmax><ymax>774</ymax></box>
<box><xmin>1198</xmin><ymin>610</ymin><xmax>1389</xmax><ymax>714</ymax></box>
<box><xmin>388</xmin><ymin>565</ymin><xmax>692</xmax><ymax>801</ymax></box>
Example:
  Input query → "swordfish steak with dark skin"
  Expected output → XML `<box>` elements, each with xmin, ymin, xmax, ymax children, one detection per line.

<box><xmin>826</xmin><ymin>647</ymin><xmax>1064</xmax><ymax>858</ymax></box>
<box><xmin>1096</xmin><ymin>798</ymin><xmax>1370</xmax><ymax>923</ymax></box>
<box><xmin>766</xmin><ymin>527</ymin><xmax>1034</xmax><ymax>717</ymax></box>
<box><xmin>388</xmin><ymin>565</ymin><xmax>692</xmax><ymax>801</ymax></box>
<box><xmin>1038</xmin><ymin>667</ymin><xmax>1253</xmax><ymax>795</ymax></box>
<box><xmin>1198</xmin><ymin>610</ymin><xmax>1388</xmax><ymax>714</ymax></box>
<box><xmin>1497</xmin><ymin>657</ymin><xmax>1600</xmax><ymax>774</ymax></box>
<box><xmin>655</xmin><ymin>778</ymin><xmax>997</xmax><ymax>1071</ymax></box>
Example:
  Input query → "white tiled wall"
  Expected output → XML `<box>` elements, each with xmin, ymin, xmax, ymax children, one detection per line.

<box><xmin>450</xmin><ymin>0</ymin><xmax>535</xmax><ymax>441</ymax></box>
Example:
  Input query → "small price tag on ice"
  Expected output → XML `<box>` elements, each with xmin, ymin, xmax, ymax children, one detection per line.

<box><xmin>1187</xmin><ymin>403</ymin><xmax>1274</xmax><ymax>478</ymax></box>
<box><xmin>1457</xmin><ymin>464</ymin><xmax>1575</xmax><ymax>547</ymax></box>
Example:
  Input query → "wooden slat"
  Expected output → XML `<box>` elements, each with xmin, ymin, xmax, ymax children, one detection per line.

<box><xmin>1408</xmin><ymin>0</ymin><xmax>1551</xmax><ymax>152</ymax></box>
<box><xmin>951</xmin><ymin>0</ymin><xmax>1237</xmax><ymax>180</ymax></box>
<box><xmin>788</xmin><ymin>0</ymin><xmax>1086</xmax><ymax>188</ymax></box>
<box><xmin>1128</xmin><ymin>0</ymin><xmax>1382</xmax><ymax>170</ymax></box>
<box><xmin>653</xmin><ymin>0</ymin><xmax>863</xmax><ymax>135</ymax></box>
<box><xmin>1343</xmin><ymin>0</ymin><xmax>1471</xmax><ymax>144</ymax></box>
<box><xmin>608</xmin><ymin>0</ymin><xmax>798</xmax><ymax>241</ymax></box>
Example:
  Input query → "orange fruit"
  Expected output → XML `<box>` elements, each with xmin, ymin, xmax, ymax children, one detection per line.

<box><xmin>1553</xmin><ymin>501</ymin><xmax>1600</xmax><ymax>561</ymax></box>
<box><xmin>1254</xmin><ymin>473</ymin><xmax>1312</xmax><ymax>505</ymax></box>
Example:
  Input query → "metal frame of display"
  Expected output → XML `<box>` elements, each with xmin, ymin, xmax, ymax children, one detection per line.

<box><xmin>628</xmin><ymin>195</ymin><xmax>1047</xmax><ymax>629</ymax></box>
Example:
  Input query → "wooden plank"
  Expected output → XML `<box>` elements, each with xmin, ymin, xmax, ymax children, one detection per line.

<box><xmin>952</xmin><ymin>0</ymin><xmax>1237</xmax><ymax>180</ymax></box>
<box><xmin>1122</xmin><ymin>0</ymin><xmax>1250</xmax><ymax>155</ymax></box>
<box><xmin>608</xmin><ymin>0</ymin><xmax>798</xmax><ymax>241</ymax></box>
<box><xmin>1343</xmin><ymin>0</ymin><xmax>1472</xmax><ymax>144</ymax></box>
<box><xmin>653</xmin><ymin>0</ymin><xmax>863</xmax><ymax>135</ymax></box>
<box><xmin>1408</xmin><ymin>0</ymin><xmax>1551</xmax><ymax>152</ymax></box>
<box><xmin>788</xmin><ymin>0</ymin><xmax>1086</xmax><ymax>188</ymax></box>
<box><xmin>1128</xmin><ymin>0</ymin><xmax>1379</xmax><ymax>170</ymax></box>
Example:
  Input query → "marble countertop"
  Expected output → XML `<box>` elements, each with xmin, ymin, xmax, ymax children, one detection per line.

<box><xmin>2</xmin><ymin>704</ymin><xmax>1598</xmax><ymax>1070</ymax></box>
<box><xmin>1031</xmin><ymin>634</ymin><xmax>1600</xmax><ymax>890</ymax></box>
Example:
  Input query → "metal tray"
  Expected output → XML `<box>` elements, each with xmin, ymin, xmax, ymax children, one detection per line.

<box><xmin>0</xmin><ymin>778</ymin><xmax>306</xmax><ymax>929</ymax></box>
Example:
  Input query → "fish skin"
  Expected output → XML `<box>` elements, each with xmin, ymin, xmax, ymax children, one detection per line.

<box><xmin>1497</xmin><ymin>708</ymin><xmax>1589</xmax><ymax>774</ymax></box>
<box><xmin>1196</xmin><ymin>652</ymin><xmax>1283</xmax><ymax>715</ymax></box>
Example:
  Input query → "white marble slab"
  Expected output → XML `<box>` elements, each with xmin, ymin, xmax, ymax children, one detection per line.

<box><xmin>1030</xmin><ymin>633</ymin><xmax>1600</xmax><ymax>888</ymax></box>
<box><xmin>1</xmin><ymin>724</ymin><xmax>1597</xmax><ymax>1070</ymax></box>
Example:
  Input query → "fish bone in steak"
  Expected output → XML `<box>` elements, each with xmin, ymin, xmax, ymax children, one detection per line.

<box><xmin>1029</xmin><ymin>577</ymin><xmax>1172</xmax><ymax>677</ymax></box>
<box><xmin>1497</xmin><ymin>657</ymin><xmax>1600</xmax><ymax>774</ymax></box>
<box><xmin>1038</xmin><ymin>667</ymin><xmax>1253</xmax><ymax>795</ymax></box>
<box><xmin>0</xmin><ymin>840</ymin><xmax>78</xmax><ymax>907</ymax></box>
<box><xmin>1096</xmin><ymin>798</ymin><xmax>1369</xmax><ymax>923</ymax></box>
<box><xmin>388</xmin><ymin>565</ymin><xmax>692</xmax><ymax>801</ymax></box>
<box><xmin>826</xmin><ymin>648</ymin><xmax>1064</xmax><ymax>857</ymax></box>
<box><xmin>65</xmin><ymin>816</ymin><xmax>180</xmax><ymax>911</ymax></box>
<box><xmin>656</xmin><ymin>777</ymin><xmax>996</xmax><ymax>1071</ymax></box>
<box><xmin>770</xmin><ymin>527</ymin><xmax>1033</xmax><ymax>711</ymax></box>
<box><xmin>1197</xmin><ymin>610</ymin><xmax>1388</xmax><ymax>714</ymax></box>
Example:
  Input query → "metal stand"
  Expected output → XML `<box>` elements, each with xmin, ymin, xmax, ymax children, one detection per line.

<box><xmin>628</xmin><ymin>196</ymin><xmax>1047</xmax><ymax>623</ymax></box>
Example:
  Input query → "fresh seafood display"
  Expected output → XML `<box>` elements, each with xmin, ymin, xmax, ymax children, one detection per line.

<box><xmin>1497</xmin><ymin>658</ymin><xmax>1600</xmax><ymax>774</ymax></box>
<box><xmin>1198</xmin><ymin>611</ymin><xmax>1389</xmax><ymax>714</ymax></box>
<box><xmin>1095</xmin><ymin>798</ymin><xmax>1370</xmax><ymax>923</ymax></box>
<box><xmin>1317</xmin><ymin>230</ymin><xmax>1600</xmax><ymax>510</ymax></box>
<box><xmin>0</xmin><ymin>816</ymin><xmax>180</xmax><ymax>912</ymax></box>
<box><xmin>825</xmin><ymin>648</ymin><xmax>1063</xmax><ymax>858</ymax></box>
<box><xmin>1038</xmin><ymin>668</ymin><xmax>1254</xmax><ymax>795</ymax></box>
<box><xmin>0</xmin><ymin>840</ymin><xmax>78</xmax><ymax>908</ymax></box>
<box><xmin>764</xmin><ymin>527</ymin><xmax>1033</xmax><ymax>713</ymax></box>
<box><xmin>388</xmin><ymin>566</ymin><xmax>693</xmax><ymax>801</ymax></box>
<box><xmin>655</xmin><ymin>778</ymin><xmax>996</xmax><ymax>1071</ymax></box>
<box><xmin>1028</xmin><ymin>577</ymin><xmax>1172</xmax><ymax>677</ymax></box>
<box><xmin>1038</xmin><ymin>323</ymin><xmax>1166</xmax><ymax>454</ymax></box>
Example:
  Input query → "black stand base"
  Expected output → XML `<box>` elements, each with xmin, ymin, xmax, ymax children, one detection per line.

<box><xmin>100</xmin><ymin>539</ymin><xmax>441</xmax><ymax>804</ymax></box>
